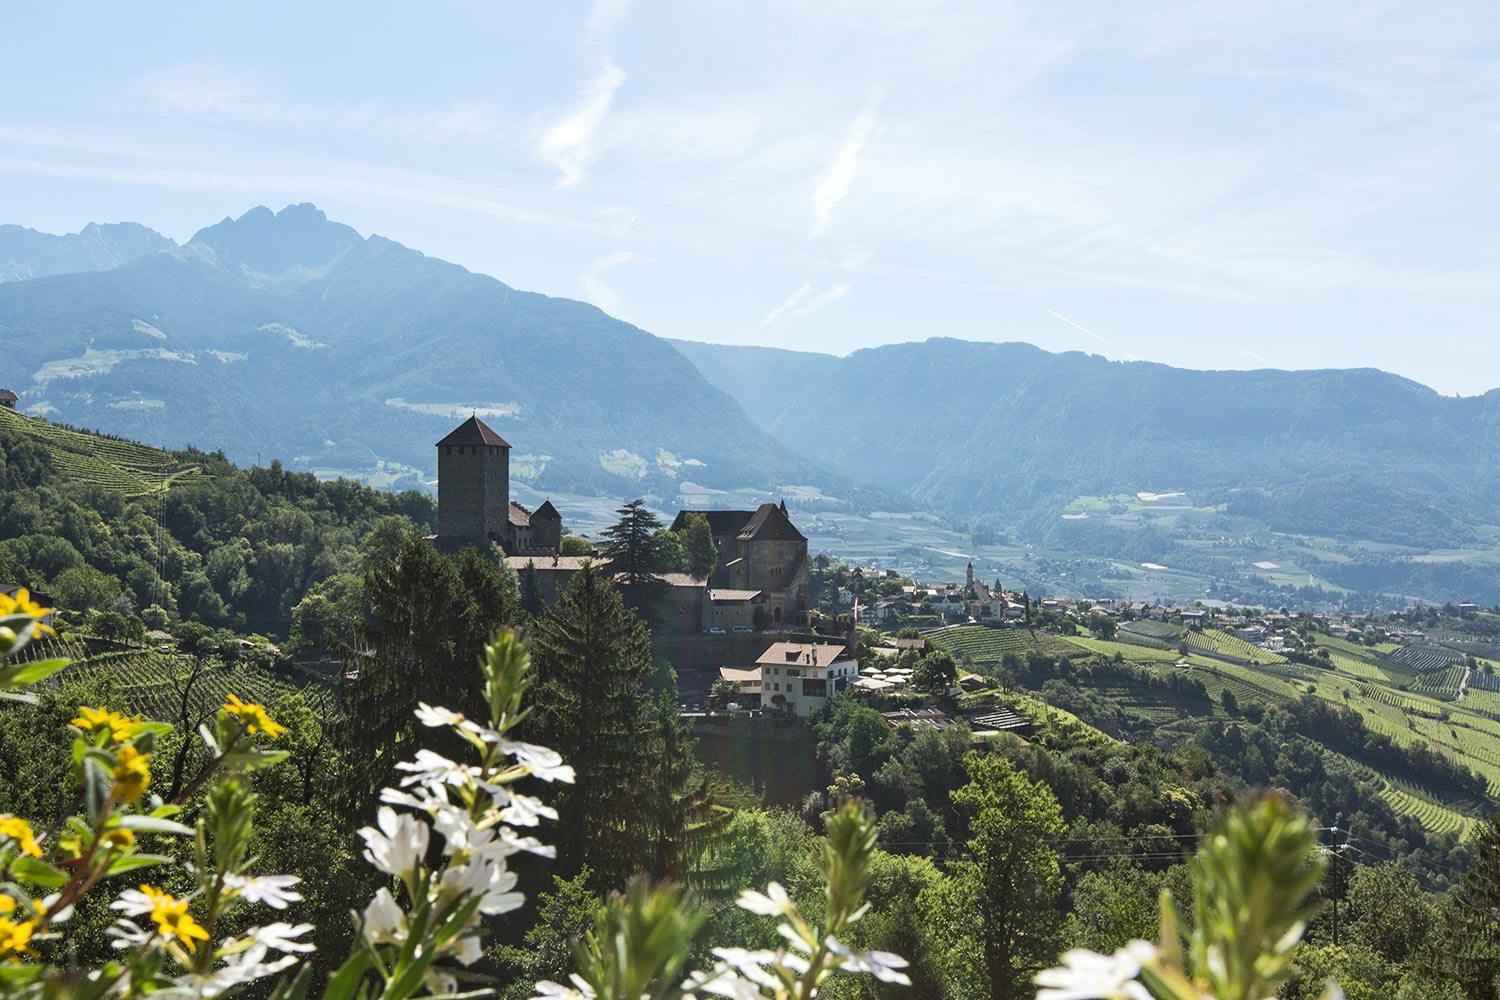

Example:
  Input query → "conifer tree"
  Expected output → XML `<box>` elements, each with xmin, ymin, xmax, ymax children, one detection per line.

<box><xmin>601</xmin><ymin>499</ymin><xmax>664</xmax><ymax>587</ymax></box>
<box><xmin>530</xmin><ymin>562</ymin><xmax>656</xmax><ymax>884</ymax></box>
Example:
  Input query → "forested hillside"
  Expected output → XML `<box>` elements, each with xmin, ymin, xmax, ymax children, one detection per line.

<box><xmin>0</xmin><ymin>405</ymin><xmax>433</xmax><ymax>635</ymax></box>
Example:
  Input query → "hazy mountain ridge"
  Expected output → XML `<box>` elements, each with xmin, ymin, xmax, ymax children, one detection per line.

<box><xmin>673</xmin><ymin>337</ymin><xmax>1500</xmax><ymax>548</ymax></box>
<box><xmin>0</xmin><ymin>221</ymin><xmax>176</xmax><ymax>283</ymax></box>
<box><xmin>0</xmin><ymin>205</ymin><xmax>877</xmax><ymax>508</ymax></box>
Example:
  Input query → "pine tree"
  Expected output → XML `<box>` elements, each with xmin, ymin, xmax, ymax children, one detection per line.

<box><xmin>529</xmin><ymin>563</ymin><xmax>656</xmax><ymax>885</ymax></box>
<box><xmin>519</xmin><ymin>560</ymin><xmax>545</xmax><ymax>617</ymax></box>
<box><xmin>600</xmin><ymin>499</ymin><xmax>664</xmax><ymax>587</ymax></box>
<box><xmin>645</xmin><ymin>689</ymin><xmax>733</xmax><ymax>888</ymax></box>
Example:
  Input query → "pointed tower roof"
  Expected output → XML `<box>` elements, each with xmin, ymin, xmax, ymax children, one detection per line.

<box><xmin>533</xmin><ymin>500</ymin><xmax>562</xmax><ymax>520</ymax></box>
<box><xmin>436</xmin><ymin>414</ymin><xmax>510</xmax><ymax>448</ymax></box>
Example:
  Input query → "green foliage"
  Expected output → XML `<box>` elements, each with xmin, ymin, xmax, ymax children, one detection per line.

<box><xmin>679</xmin><ymin>513</ymin><xmax>718</xmax><ymax>579</ymax></box>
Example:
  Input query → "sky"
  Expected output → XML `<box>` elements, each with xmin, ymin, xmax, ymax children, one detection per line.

<box><xmin>3</xmin><ymin>1</ymin><xmax>1498</xmax><ymax>394</ymax></box>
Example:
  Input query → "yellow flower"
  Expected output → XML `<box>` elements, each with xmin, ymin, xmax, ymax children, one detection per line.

<box><xmin>0</xmin><ymin>588</ymin><xmax>55</xmax><ymax>637</ymax></box>
<box><xmin>112</xmin><ymin>746</ymin><xmax>152</xmax><ymax>804</ymax></box>
<box><xmin>71</xmin><ymin>706</ymin><xmax>146</xmax><ymax>743</ymax></box>
<box><xmin>0</xmin><ymin>894</ymin><xmax>15</xmax><ymax>916</ymax></box>
<box><xmin>143</xmin><ymin>888</ymin><xmax>209</xmax><ymax>952</ymax></box>
<box><xmin>0</xmin><ymin>816</ymin><xmax>41</xmax><ymax>859</ymax></box>
<box><xmin>101</xmin><ymin>828</ymin><xmax>135</xmax><ymax>851</ymax></box>
<box><xmin>0</xmin><ymin>917</ymin><xmax>37</xmax><ymax>960</ymax></box>
<box><xmin>222</xmin><ymin>695</ymin><xmax>286</xmax><ymax>739</ymax></box>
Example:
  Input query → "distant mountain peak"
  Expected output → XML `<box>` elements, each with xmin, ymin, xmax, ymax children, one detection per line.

<box><xmin>0</xmin><ymin>220</ymin><xmax>176</xmax><ymax>283</ymax></box>
<box><xmin>188</xmin><ymin>203</ymin><xmax>363</xmax><ymax>282</ymax></box>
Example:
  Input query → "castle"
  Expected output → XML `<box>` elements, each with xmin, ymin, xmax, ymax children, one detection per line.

<box><xmin>435</xmin><ymin>415</ymin><xmax>562</xmax><ymax>556</ymax></box>
<box><xmin>434</xmin><ymin>415</ymin><xmax>810</xmax><ymax>630</ymax></box>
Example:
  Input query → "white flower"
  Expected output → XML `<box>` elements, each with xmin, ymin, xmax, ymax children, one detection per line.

<box><xmin>501</xmin><ymin>739</ymin><xmax>576</xmax><ymax>783</ymax></box>
<box><xmin>415</xmin><ymin>703</ymin><xmax>467</xmax><ymax>727</ymax></box>
<box><xmin>41</xmin><ymin>892</ymin><xmax>73</xmax><ymax>925</ymax></box>
<box><xmin>170</xmin><ymin>945</ymin><xmax>299</xmax><ymax>998</ymax></box>
<box><xmin>224</xmin><ymin>873</ymin><xmax>303</xmax><ymax>909</ymax></box>
<box><xmin>359</xmin><ymin>805</ymin><xmax>430</xmax><ymax>878</ymax></box>
<box><xmin>247</xmin><ymin>922</ymin><xmax>316</xmax><ymax>954</ymax></box>
<box><xmin>439</xmin><ymin>856</ymin><xmax>525</xmax><ymax>915</ymax></box>
<box><xmin>709</xmin><ymin>948</ymin><xmax>784</xmax><ymax>989</ymax></box>
<box><xmin>531</xmin><ymin>983</ymin><xmax>594</xmax><ymax>995</ymax></box>
<box><xmin>827</xmin><ymin>937</ymin><xmax>911</xmax><ymax>984</ymax></box>
<box><xmin>361</xmin><ymin>888</ymin><xmax>407</xmax><ymax>946</ymax></box>
<box><xmin>109</xmin><ymin>888</ymin><xmax>158</xmax><ymax>917</ymax></box>
<box><xmin>107</xmin><ymin>919</ymin><xmax>153</xmax><ymax>949</ymax></box>
<box><xmin>397</xmin><ymin>749</ymin><xmax>479</xmax><ymax>789</ymax></box>
<box><xmin>500</xmin><ymin>791</ymin><xmax>558</xmax><ymax>827</ymax></box>
<box><xmin>381</xmin><ymin>784</ymin><xmax>450</xmax><ymax>813</ymax></box>
<box><xmin>689</xmin><ymin>965</ymin><xmax>767</xmax><ymax>1000</ymax></box>
<box><xmin>1035</xmin><ymin>941</ymin><xmax>1157</xmax><ymax>1000</ymax></box>
<box><xmin>452</xmin><ymin>932</ymin><xmax>484</xmax><ymax>966</ymax></box>
<box><xmin>737</xmin><ymin>882</ymin><xmax>795</xmax><ymax>917</ymax></box>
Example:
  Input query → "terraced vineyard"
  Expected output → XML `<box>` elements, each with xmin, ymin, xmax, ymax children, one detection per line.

<box><xmin>1387</xmin><ymin>645</ymin><xmax>1463</xmax><ymax>673</ymax></box>
<box><xmin>0</xmin><ymin>407</ymin><xmax>200</xmax><ymax>497</ymax></box>
<box><xmin>1119</xmin><ymin>620</ymin><xmax>1182</xmax><ymax>642</ymax></box>
<box><xmin>1412</xmin><ymin>665</ymin><xmax>1467</xmax><ymax>700</ymax></box>
<box><xmin>1183</xmin><ymin>628</ymin><xmax>1288</xmax><ymax>663</ymax></box>
<box><xmin>19</xmin><ymin>638</ymin><xmax>326</xmax><ymax>720</ymax></box>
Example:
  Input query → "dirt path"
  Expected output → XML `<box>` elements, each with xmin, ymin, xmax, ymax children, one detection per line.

<box><xmin>1459</xmin><ymin>663</ymin><xmax>1472</xmax><ymax>701</ymax></box>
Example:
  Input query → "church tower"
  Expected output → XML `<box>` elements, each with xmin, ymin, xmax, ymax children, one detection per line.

<box><xmin>436</xmin><ymin>415</ymin><xmax>510</xmax><ymax>552</ymax></box>
<box><xmin>966</xmin><ymin>561</ymin><xmax>975</xmax><ymax>592</ymax></box>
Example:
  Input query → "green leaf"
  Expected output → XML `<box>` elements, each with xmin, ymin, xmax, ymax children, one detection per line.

<box><xmin>104</xmin><ymin>854</ymin><xmax>173</xmax><ymax>876</ymax></box>
<box><xmin>0</xmin><ymin>657</ymin><xmax>68</xmax><ymax>688</ymax></box>
<box><xmin>322</xmin><ymin>949</ymin><xmax>371</xmax><ymax>1000</ymax></box>
<box><xmin>220</xmin><ymin>750</ymin><xmax>291</xmax><ymax>771</ymax></box>
<box><xmin>117</xmin><ymin>815</ymin><xmax>194</xmax><ymax>836</ymax></box>
<box><xmin>11</xmin><ymin>857</ymin><xmax>68</xmax><ymax>888</ymax></box>
<box><xmin>149</xmin><ymin>803</ymin><xmax>184</xmax><ymax>819</ymax></box>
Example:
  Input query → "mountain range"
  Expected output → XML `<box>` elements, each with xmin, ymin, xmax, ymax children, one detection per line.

<box><xmin>1</xmin><ymin>205</ymin><xmax>866</xmax><ymax>510</ymax></box>
<box><xmin>7</xmin><ymin>202</ymin><xmax>1500</xmax><ymax>602</ymax></box>
<box><xmin>674</xmin><ymin>338</ymin><xmax>1500</xmax><ymax>549</ymax></box>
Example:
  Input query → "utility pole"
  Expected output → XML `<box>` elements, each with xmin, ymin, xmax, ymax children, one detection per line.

<box><xmin>1324</xmin><ymin>813</ymin><xmax>1353</xmax><ymax>946</ymax></box>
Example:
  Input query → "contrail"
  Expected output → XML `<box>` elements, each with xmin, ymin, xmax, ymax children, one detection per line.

<box><xmin>1043</xmin><ymin>307</ymin><xmax>1140</xmax><ymax>361</ymax></box>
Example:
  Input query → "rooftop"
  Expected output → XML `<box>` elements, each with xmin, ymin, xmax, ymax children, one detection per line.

<box><xmin>755</xmin><ymin>642</ymin><xmax>851</xmax><ymax>669</ymax></box>
<box><xmin>436</xmin><ymin>414</ymin><xmax>511</xmax><ymax>448</ymax></box>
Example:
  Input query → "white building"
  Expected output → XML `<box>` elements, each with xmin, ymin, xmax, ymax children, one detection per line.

<box><xmin>756</xmin><ymin>641</ymin><xmax>860</xmax><ymax>717</ymax></box>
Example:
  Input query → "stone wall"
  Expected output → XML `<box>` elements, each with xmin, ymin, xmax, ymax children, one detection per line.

<box><xmin>437</xmin><ymin>443</ymin><xmax>508</xmax><ymax>550</ymax></box>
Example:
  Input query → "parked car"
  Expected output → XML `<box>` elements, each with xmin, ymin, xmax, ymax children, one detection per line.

<box><xmin>706</xmin><ymin>627</ymin><xmax>728</xmax><ymax>635</ymax></box>
<box><xmin>732</xmin><ymin>625</ymin><xmax>753</xmax><ymax>634</ymax></box>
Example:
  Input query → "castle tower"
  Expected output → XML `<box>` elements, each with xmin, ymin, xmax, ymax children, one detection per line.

<box><xmin>531</xmin><ymin>500</ymin><xmax>563</xmax><ymax>552</ymax></box>
<box><xmin>436</xmin><ymin>415</ymin><xmax>511</xmax><ymax>552</ymax></box>
<box><xmin>966</xmin><ymin>561</ymin><xmax>975</xmax><ymax>591</ymax></box>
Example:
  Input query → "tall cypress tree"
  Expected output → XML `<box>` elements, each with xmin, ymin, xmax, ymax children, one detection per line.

<box><xmin>600</xmin><ymin>499</ymin><xmax>664</xmax><ymax>587</ymax></box>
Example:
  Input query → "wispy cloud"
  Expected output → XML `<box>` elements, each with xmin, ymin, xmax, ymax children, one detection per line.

<box><xmin>810</xmin><ymin>98</ymin><xmax>880</xmax><ymax>239</ymax></box>
<box><xmin>761</xmin><ymin>281</ymin><xmax>813</xmax><ymax>327</ymax></box>
<box><xmin>539</xmin><ymin>61</ymin><xmax>627</xmax><ymax>189</ymax></box>
<box><xmin>540</xmin><ymin>0</ymin><xmax>632</xmax><ymax>189</ymax></box>
<box><xmin>763</xmin><ymin>282</ymin><xmax>852</xmax><ymax>329</ymax></box>
<box><xmin>581</xmin><ymin>249</ymin><xmax>638</xmax><ymax>319</ymax></box>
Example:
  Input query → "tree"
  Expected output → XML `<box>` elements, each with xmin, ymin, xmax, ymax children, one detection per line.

<box><xmin>950</xmin><ymin>753</ymin><xmax>1067</xmax><ymax>1000</ymax></box>
<box><xmin>600</xmin><ymin>499</ymin><xmax>665</xmax><ymax>587</ymax></box>
<box><xmin>652</xmin><ymin>528</ymin><xmax>688</xmax><ymax>574</ymax></box>
<box><xmin>679</xmin><ymin>512</ymin><xmax>718</xmax><ymax>579</ymax></box>
<box><xmin>496</xmin><ymin>869</ymin><xmax>601</xmax><ymax>1000</ymax></box>
<box><xmin>519</xmin><ymin>560</ymin><xmax>545</xmax><ymax>617</ymax></box>
<box><xmin>529</xmin><ymin>562</ymin><xmax>656</xmax><ymax>884</ymax></box>
<box><xmin>913</xmin><ymin>649</ymin><xmax>958</xmax><ymax>694</ymax></box>
<box><xmin>560</xmin><ymin>535</ymin><xmax>594</xmax><ymax>556</ymax></box>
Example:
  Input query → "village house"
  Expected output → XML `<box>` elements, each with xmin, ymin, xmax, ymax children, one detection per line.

<box><xmin>754</xmin><ymin>641</ymin><xmax>859</xmax><ymax>716</ymax></box>
<box><xmin>0</xmin><ymin>390</ymin><xmax>18</xmax><ymax>410</ymax></box>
